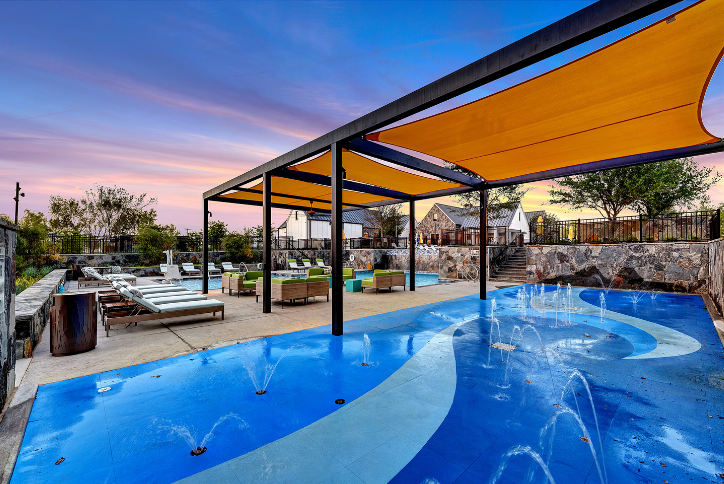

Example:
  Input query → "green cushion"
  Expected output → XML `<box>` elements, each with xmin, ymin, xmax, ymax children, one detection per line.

<box><xmin>307</xmin><ymin>275</ymin><xmax>329</xmax><ymax>282</ymax></box>
<box><xmin>302</xmin><ymin>259</ymin><xmax>311</xmax><ymax>262</ymax></box>
<box><xmin>342</xmin><ymin>274</ymin><xmax>354</xmax><ymax>280</ymax></box>
<box><xmin>231</xmin><ymin>273</ymin><xmax>244</xmax><ymax>279</ymax></box>
<box><xmin>242</xmin><ymin>281</ymin><xmax>256</xmax><ymax>288</ymax></box>
<box><xmin>272</xmin><ymin>278</ymin><xmax>306</xmax><ymax>284</ymax></box>
<box><xmin>388</xmin><ymin>271</ymin><xmax>404</xmax><ymax>275</ymax></box>
<box><xmin>222</xmin><ymin>272</ymin><xmax>231</xmax><ymax>277</ymax></box>
<box><xmin>373</xmin><ymin>270</ymin><xmax>389</xmax><ymax>276</ymax></box>
<box><xmin>288</xmin><ymin>259</ymin><xmax>296</xmax><ymax>262</ymax></box>
<box><xmin>342</xmin><ymin>268</ymin><xmax>354</xmax><ymax>276</ymax></box>
<box><xmin>361</xmin><ymin>279</ymin><xmax>373</xmax><ymax>286</ymax></box>
<box><xmin>245</xmin><ymin>271</ymin><xmax>263</xmax><ymax>281</ymax></box>
<box><xmin>307</xmin><ymin>268</ymin><xmax>324</xmax><ymax>276</ymax></box>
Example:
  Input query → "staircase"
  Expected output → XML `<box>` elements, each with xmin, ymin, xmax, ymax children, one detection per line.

<box><xmin>489</xmin><ymin>247</ymin><xmax>527</xmax><ymax>283</ymax></box>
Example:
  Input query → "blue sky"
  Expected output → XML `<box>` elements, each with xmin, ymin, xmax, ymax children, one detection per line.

<box><xmin>1</xmin><ymin>0</ymin><xmax>722</xmax><ymax>231</ymax></box>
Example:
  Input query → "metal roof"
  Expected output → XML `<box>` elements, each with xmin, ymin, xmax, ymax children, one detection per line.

<box><xmin>435</xmin><ymin>203</ymin><xmax>521</xmax><ymax>228</ymax></box>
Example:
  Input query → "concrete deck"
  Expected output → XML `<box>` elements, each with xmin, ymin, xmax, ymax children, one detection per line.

<box><xmin>18</xmin><ymin>278</ymin><xmax>512</xmax><ymax>386</ymax></box>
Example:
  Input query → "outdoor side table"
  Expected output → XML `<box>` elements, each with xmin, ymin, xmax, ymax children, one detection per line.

<box><xmin>50</xmin><ymin>291</ymin><xmax>97</xmax><ymax>356</ymax></box>
<box><xmin>345</xmin><ymin>279</ymin><xmax>362</xmax><ymax>293</ymax></box>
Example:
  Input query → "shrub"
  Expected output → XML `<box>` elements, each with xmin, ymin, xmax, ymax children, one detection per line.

<box><xmin>222</xmin><ymin>232</ymin><xmax>252</xmax><ymax>262</ymax></box>
<box><xmin>136</xmin><ymin>225</ymin><xmax>176</xmax><ymax>263</ymax></box>
<box><xmin>22</xmin><ymin>267</ymin><xmax>39</xmax><ymax>278</ymax></box>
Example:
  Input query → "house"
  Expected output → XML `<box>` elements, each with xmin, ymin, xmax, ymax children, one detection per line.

<box><xmin>277</xmin><ymin>209</ymin><xmax>378</xmax><ymax>240</ymax></box>
<box><xmin>416</xmin><ymin>202</ymin><xmax>532</xmax><ymax>245</ymax></box>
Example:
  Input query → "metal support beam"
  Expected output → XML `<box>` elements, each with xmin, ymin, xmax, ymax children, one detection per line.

<box><xmin>480</xmin><ymin>190</ymin><xmax>487</xmax><ymax>300</ymax></box>
<box><xmin>409</xmin><ymin>199</ymin><xmax>415</xmax><ymax>291</ymax></box>
<box><xmin>347</xmin><ymin>138</ymin><xmax>482</xmax><ymax>186</ymax></box>
<box><xmin>274</xmin><ymin>169</ymin><xmax>412</xmax><ymax>200</ymax></box>
<box><xmin>486</xmin><ymin>141</ymin><xmax>724</xmax><ymax>188</ymax></box>
<box><xmin>331</xmin><ymin>143</ymin><xmax>344</xmax><ymax>335</ymax></box>
<box><xmin>204</xmin><ymin>0</ymin><xmax>679</xmax><ymax>200</ymax></box>
<box><xmin>202</xmin><ymin>199</ymin><xmax>208</xmax><ymax>294</ymax></box>
<box><xmin>262</xmin><ymin>173</ymin><xmax>272</xmax><ymax>314</ymax></box>
<box><xmin>227</xmin><ymin>187</ymin><xmax>369</xmax><ymax>209</ymax></box>
<box><xmin>209</xmin><ymin>196</ymin><xmax>332</xmax><ymax>213</ymax></box>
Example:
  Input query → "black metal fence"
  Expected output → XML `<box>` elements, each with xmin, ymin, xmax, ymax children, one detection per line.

<box><xmin>529</xmin><ymin>210</ymin><xmax>720</xmax><ymax>245</ymax></box>
<box><xmin>441</xmin><ymin>227</ymin><xmax>481</xmax><ymax>246</ymax></box>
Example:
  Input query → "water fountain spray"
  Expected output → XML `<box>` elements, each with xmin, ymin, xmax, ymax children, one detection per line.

<box><xmin>361</xmin><ymin>334</ymin><xmax>371</xmax><ymax>366</ymax></box>
<box><xmin>599</xmin><ymin>293</ymin><xmax>606</xmax><ymax>322</ymax></box>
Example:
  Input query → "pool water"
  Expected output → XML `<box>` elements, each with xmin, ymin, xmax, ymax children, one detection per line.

<box><xmin>14</xmin><ymin>285</ymin><xmax>722</xmax><ymax>483</ymax></box>
<box><xmin>355</xmin><ymin>270</ymin><xmax>440</xmax><ymax>287</ymax></box>
<box><xmin>179</xmin><ymin>278</ymin><xmax>222</xmax><ymax>291</ymax></box>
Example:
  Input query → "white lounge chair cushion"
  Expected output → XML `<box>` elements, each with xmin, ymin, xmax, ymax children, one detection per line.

<box><xmin>152</xmin><ymin>299</ymin><xmax>224</xmax><ymax>313</ymax></box>
<box><xmin>144</xmin><ymin>294</ymin><xmax>208</xmax><ymax>304</ymax></box>
<box><xmin>136</xmin><ymin>286</ymin><xmax>189</xmax><ymax>294</ymax></box>
<box><xmin>143</xmin><ymin>290</ymin><xmax>198</xmax><ymax>299</ymax></box>
<box><xmin>182</xmin><ymin>264</ymin><xmax>200</xmax><ymax>272</ymax></box>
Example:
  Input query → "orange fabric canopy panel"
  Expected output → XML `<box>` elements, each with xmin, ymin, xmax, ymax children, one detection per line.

<box><xmin>368</xmin><ymin>0</ymin><xmax>724</xmax><ymax>182</ymax></box>
<box><xmin>287</xmin><ymin>150</ymin><xmax>463</xmax><ymax>196</ymax></box>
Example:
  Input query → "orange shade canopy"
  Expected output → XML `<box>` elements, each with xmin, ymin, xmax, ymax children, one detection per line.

<box><xmin>217</xmin><ymin>149</ymin><xmax>464</xmax><ymax>208</ymax></box>
<box><xmin>368</xmin><ymin>0</ymin><xmax>724</xmax><ymax>182</ymax></box>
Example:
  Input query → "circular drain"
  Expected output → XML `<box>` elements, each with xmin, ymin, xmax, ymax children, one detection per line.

<box><xmin>190</xmin><ymin>446</ymin><xmax>207</xmax><ymax>456</ymax></box>
<box><xmin>255</xmin><ymin>390</ymin><xmax>267</xmax><ymax>395</ymax></box>
<box><xmin>335</xmin><ymin>399</ymin><xmax>345</xmax><ymax>405</ymax></box>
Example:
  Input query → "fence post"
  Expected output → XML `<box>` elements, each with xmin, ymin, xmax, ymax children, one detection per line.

<box><xmin>639</xmin><ymin>214</ymin><xmax>643</xmax><ymax>242</ymax></box>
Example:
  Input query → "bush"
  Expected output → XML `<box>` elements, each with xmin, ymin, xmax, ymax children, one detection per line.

<box><xmin>222</xmin><ymin>232</ymin><xmax>252</xmax><ymax>262</ymax></box>
<box><xmin>663</xmin><ymin>237</ymin><xmax>679</xmax><ymax>242</ymax></box>
<box><xmin>136</xmin><ymin>225</ymin><xmax>176</xmax><ymax>263</ymax></box>
<box><xmin>23</xmin><ymin>267</ymin><xmax>39</xmax><ymax>278</ymax></box>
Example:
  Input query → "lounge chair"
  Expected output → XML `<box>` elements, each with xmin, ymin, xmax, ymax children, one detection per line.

<box><xmin>160</xmin><ymin>264</ymin><xmax>167</xmax><ymax>274</ymax></box>
<box><xmin>106</xmin><ymin>285</ymin><xmax>224</xmax><ymax>336</ymax></box>
<box><xmin>288</xmin><ymin>259</ymin><xmax>305</xmax><ymax>272</ymax></box>
<box><xmin>221</xmin><ymin>262</ymin><xmax>239</xmax><ymax>272</ymax></box>
<box><xmin>315</xmin><ymin>259</ymin><xmax>331</xmax><ymax>272</ymax></box>
<box><xmin>79</xmin><ymin>267</ymin><xmax>136</xmax><ymax>287</ymax></box>
<box><xmin>207</xmin><ymin>263</ymin><xmax>222</xmax><ymax>275</ymax></box>
<box><xmin>181</xmin><ymin>263</ymin><xmax>200</xmax><ymax>275</ymax></box>
<box><xmin>302</xmin><ymin>259</ymin><xmax>313</xmax><ymax>269</ymax></box>
<box><xmin>361</xmin><ymin>270</ymin><xmax>406</xmax><ymax>293</ymax></box>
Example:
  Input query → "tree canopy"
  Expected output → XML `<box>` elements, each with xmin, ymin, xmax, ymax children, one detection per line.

<box><xmin>548</xmin><ymin>158</ymin><xmax>720</xmax><ymax>222</ymax></box>
<box><xmin>365</xmin><ymin>204</ymin><xmax>406</xmax><ymax>237</ymax></box>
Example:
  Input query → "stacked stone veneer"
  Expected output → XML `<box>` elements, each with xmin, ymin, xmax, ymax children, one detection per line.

<box><xmin>1</xmin><ymin>220</ymin><xmax>17</xmax><ymax>411</ymax></box>
<box><xmin>15</xmin><ymin>269</ymin><xmax>66</xmax><ymax>359</ymax></box>
<box><xmin>527</xmin><ymin>242</ymin><xmax>709</xmax><ymax>292</ymax></box>
<box><xmin>439</xmin><ymin>247</ymin><xmax>485</xmax><ymax>279</ymax></box>
<box><xmin>707</xmin><ymin>238</ymin><xmax>724</xmax><ymax>313</ymax></box>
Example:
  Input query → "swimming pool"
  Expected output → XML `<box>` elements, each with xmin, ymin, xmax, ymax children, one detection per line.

<box><xmin>179</xmin><ymin>277</ymin><xmax>222</xmax><ymax>291</ymax></box>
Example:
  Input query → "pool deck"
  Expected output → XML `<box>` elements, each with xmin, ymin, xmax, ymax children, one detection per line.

<box><xmin>16</xmin><ymin>277</ymin><xmax>512</xmax><ymax>387</ymax></box>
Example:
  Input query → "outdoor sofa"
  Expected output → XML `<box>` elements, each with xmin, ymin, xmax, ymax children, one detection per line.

<box><xmin>361</xmin><ymin>270</ymin><xmax>406</xmax><ymax>293</ymax></box>
<box><xmin>255</xmin><ymin>277</ymin><xmax>329</xmax><ymax>307</ymax></box>
<box><xmin>106</xmin><ymin>282</ymin><xmax>223</xmax><ymax>336</ymax></box>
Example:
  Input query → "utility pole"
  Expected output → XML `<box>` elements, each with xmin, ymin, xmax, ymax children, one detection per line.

<box><xmin>13</xmin><ymin>182</ymin><xmax>25</xmax><ymax>224</ymax></box>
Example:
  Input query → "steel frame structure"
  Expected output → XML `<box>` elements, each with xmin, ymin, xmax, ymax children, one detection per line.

<box><xmin>201</xmin><ymin>0</ymin><xmax>724</xmax><ymax>335</ymax></box>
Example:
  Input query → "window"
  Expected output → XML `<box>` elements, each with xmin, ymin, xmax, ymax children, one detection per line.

<box><xmin>519</xmin><ymin>212</ymin><xmax>521</xmax><ymax>221</ymax></box>
<box><xmin>433</xmin><ymin>213</ymin><xmax>438</xmax><ymax>221</ymax></box>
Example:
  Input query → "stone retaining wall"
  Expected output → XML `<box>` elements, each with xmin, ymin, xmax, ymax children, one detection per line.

<box><xmin>708</xmin><ymin>238</ymin><xmax>724</xmax><ymax>314</ymax></box>
<box><xmin>526</xmin><ymin>242</ymin><xmax>709</xmax><ymax>292</ymax></box>
<box><xmin>438</xmin><ymin>247</ymin><xmax>484</xmax><ymax>280</ymax></box>
<box><xmin>15</xmin><ymin>270</ymin><xmax>66</xmax><ymax>359</ymax></box>
<box><xmin>0</xmin><ymin>220</ymin><xmax>17</xmax><ymax>411</ymax></box>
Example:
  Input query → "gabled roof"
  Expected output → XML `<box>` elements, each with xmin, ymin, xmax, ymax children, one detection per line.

<box><xmin>278</xmin><ymin>220</ymin><xmax>287</xmax><ymax>229</ymax></box>
<box><xmin>525</xmin><ymin>210</ymin><xmax>546</xmax><ymax>224</ymax></box>
<box><xmin>297</xmin><ymin>208</ymin><xmax>377</xmax><ymax>226</ymax></box>
<box><xmin>435</xmin><ymin>202</ymin><xmax>522</xmax><ymax>228</ymax></box>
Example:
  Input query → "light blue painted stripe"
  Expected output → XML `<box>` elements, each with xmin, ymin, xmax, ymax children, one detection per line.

<box><xmin>174</xmin><ymin>321</ymin><xmax>465</xmax><ymax>484</ymax></box>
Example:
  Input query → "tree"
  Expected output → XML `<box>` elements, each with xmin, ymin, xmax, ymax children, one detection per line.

<box><xmin>222</xmin><ymin>232</ymin><xmax>253</xmax><ymax>262</ymax></box>
<box><xmin>445</xmin><ymin>164</ymin><xmax>529</xmax><ymax>220</ymax></box>
<box><xmin>15</xmin><ymin>210</ymin><xmax>54</xmax><ymax>270</ymax></box>
<box><xmin>549</xmin><ymin>168</ymin><xmax>644</xmax><ymax>223</ymax></box>
<box><xmin>628</xmin><ymin>158</ymin><xmax>720</xmax><ymax>218</ymax></box>
<box><xmin>365</xmin><ymin>204</ymin><xmax>406</xmax><ymax>237</ymax></box>
<box><xmin>136</xmin><ymin>224</ymin><xmax>176</xmax><ymax>263</ymax></box>
<box><xmin>48</xmin><ymin>185</ymin><xmax>157</xmax><ymax>236</ymax></box>
<box><xmin>208</xmin><ymin>220</ymin><xmax>228</xmax><ymax>250</ymax></box>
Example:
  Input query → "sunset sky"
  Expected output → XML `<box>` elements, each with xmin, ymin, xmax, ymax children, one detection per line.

<box><xmin>1</xmin><ymin>0</ymin><xmax>722</xmax><ymax>232</ymax></box>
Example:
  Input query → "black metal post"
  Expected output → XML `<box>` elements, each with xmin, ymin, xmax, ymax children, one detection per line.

<box><xmin>409</xmin><ymin>199</ymin><xmax>415</xmax><ymax>291</ymax></box>
<box><xmin>202</xmin><ymin>199</ymin><xmax>209</xmax><ymax>294</ymax></box>
<box><xmin>480</xmin><ymin>190</ymin><xmax>487</xmax><ymax>299</ymax></box>
<box><xmin>13</xmin><ymin>182</ymin><xmax>22</xmax><ymax>225</ymax></box>
<box><xmin>331</xmin><ymin>143</ymin><xmax>344</xmax><ymax>335</ymax></box>
<box><xmin>263</xmin><ymin>172</ymin><xmax>272</xmax><ymax>313</ymax></box>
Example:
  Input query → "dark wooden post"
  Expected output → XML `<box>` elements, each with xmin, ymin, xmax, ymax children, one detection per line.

<box><xmin>409</xmin><ymin>198</ymin><xmax>415</xmax><ymax>291</ymax></box>
<box><xmin>202</xmin><ymin>198</ymin><xmax>209</xmax><ymax>294</ymax></box>
<box><xmin>480</xmin><ymin>190</ymin><xmax>487</xmax><ymax>300</ymax></box>
<box><xmin>262</xmin><ymin>172</ymin><xmax>272</xmax><ymax>313</ymax></box>
<box><xmin>331</xmin><ymin>143</ymin><xmax>344</xmax><ymax>335</ymax></box>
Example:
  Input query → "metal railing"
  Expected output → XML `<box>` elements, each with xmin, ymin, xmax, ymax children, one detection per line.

<box><xmin>529</xmin><ymin>210</ymin><xmax>720</xmax><ymax>245</ymax></box>
<box><xmin>441</xmin><ymin>227</ymin><xmax>481</xmax><ymax>246</ymax></box>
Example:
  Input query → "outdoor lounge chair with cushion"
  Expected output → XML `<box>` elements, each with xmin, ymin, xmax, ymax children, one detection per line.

<box><xmin>221</xmin><ymin>262</ymin><xmax>239</xmax><ymax>272</ymax></box>
<box><xmin>315</xmin><ymin>259</ymin><xmax>330</xmax><ymax>269</ymax></box>
<box><xmin>361</xmin><ymin>270</ymin><xmax>406</xmax><ymax>293</ymax></box>
<box><xmin>207</xmin><ymin>263</ymin><xmax>222</xmax><ymax>275</ymax></box>
<box><xmin>302</xmin><ymin>259</ymin><xmax>313</xmax><ymax>268</ymax></box>
<box><xmin>80</xmin><ymin>267</ymin><xmax>136</xmax><ymax>287</ymax></box>
<box><xmin>160</xmin><ymin>264</ymin><xmax>167</xmax><ymax>274</ymax></box>
<box><xmin>342</xmin><ymin>268</ymin><xmax>355</xmax><ymax>280</ymax></box>
<box><xmin>288</xmin><ymin>259</ymin><xmax>305</xmax><ymax>272</ymax></box>
<box><xmin>106</xmin><ymin>286</ymin><xmax>224</xmax><ymax>336</ymax></box>
<box><xmin>181</xmin><ymin>263</ymin><xmax>201</xmax><ymax>275</ymax></box>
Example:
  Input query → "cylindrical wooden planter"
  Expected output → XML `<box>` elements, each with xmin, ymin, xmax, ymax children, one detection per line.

<box><xmin>50</xmin><ymin>292</ymin><xmax>97</xmax><ymax>356</ymax></box>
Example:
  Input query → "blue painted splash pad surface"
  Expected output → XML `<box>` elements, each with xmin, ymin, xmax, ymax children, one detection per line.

<box><xmin>11</xmin><ymin>286</ymin><xmax>724</xmax><ymax>483</ymax></box>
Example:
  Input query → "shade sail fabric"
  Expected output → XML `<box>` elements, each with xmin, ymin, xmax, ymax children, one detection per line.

<box><xmin>217</xmin><ymin>149</ymin><xmax>464</xmax><ymax>208</ymax></box>
<box><xmin>367</xmin><ymin>0</ymin><xmax>724</xmax><ymax>182</ymax></box>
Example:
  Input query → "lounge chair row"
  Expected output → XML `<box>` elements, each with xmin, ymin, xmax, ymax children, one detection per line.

<box><xmin>105</xmin><ymin>281</ymin><xmax>224</xmax><ymax>336</ymax></box>
<box><xmin>288</xmin><ymin>258</ymin><xmax>329</xmax><ymax>272</ymax></box>
<box><xmin>160</xmin><ymin>262</ymin><xmax>258</xmax><ymax>276</ymax></box>
<box><xmin>79</xmin><ymin>266</ymin><xmax>136</xmax><ymax>287</ymax></box>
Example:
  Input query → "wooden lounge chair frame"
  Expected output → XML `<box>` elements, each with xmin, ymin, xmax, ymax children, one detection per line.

<box><xmin>104</xmin><ymin>304</ymin><xmax>223</xmax><ymax>336</ymax></box>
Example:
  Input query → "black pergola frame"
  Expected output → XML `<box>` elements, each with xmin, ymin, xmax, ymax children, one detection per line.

<box><xmin>202</xmin><ymin>0</ymin><xmax>724</xmax><ymax>336</ymax></box>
